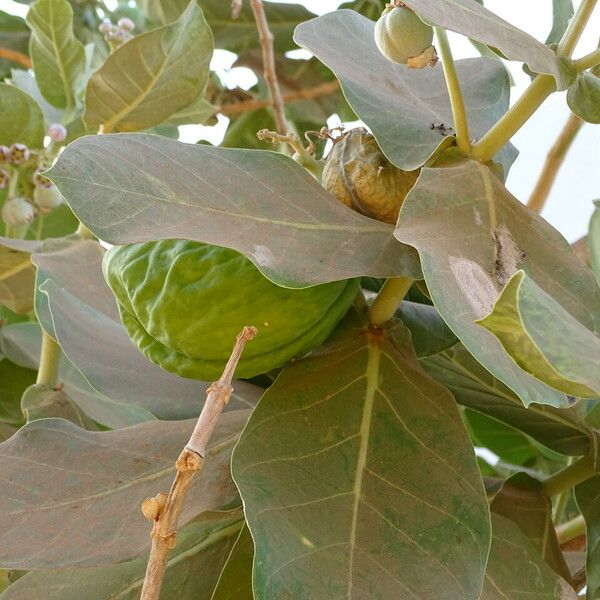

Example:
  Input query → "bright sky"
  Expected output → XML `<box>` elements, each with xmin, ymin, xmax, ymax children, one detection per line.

<box><xmin>3</xmin><ymin>0</ymin><xmax>599</xmax><ymax>242</ymax></box>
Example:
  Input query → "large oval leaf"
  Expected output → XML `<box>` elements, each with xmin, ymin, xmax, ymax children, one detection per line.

<box><xmin>48</xmin><ymin>133</ymin><xmax>421</xmax><ymax>287</ymax></box>
<box><xmin>233</xmin><ymin>320</ymin><xmax>490</xmax><ymax>599</ymax></box>
<box><xmin>0</xmin><ymin>413</ymin><xmax>247</xmax><ymax>569</ymax></box>
<box><xmin>25</xmin><ymin>0</ymin><xmax>86</xmax><ymax>113</ymax></box>
<box><xmin>294</xmin><ymin>11</ymin><xmax>516</xmax><ymax>171</ymax></box>
<box><xmin>395</xmin><ymin>160</ymin><xmax>600</xmax><ymax>407</ymax></box>
<box><xmin>84</xmin><ymin>1</ymin><xmax>213</xmax><ymax>132</ymax></box>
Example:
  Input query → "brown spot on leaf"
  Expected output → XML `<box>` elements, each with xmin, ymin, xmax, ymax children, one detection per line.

<box><xmin>492</xmin><ymin>225</ymin><xmax>525</xmax><ymax>287</ymax></box>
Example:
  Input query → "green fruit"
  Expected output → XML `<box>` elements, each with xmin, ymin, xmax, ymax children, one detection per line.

<box><xmin>567</xmin><ymin>72</ymin><xmax>600</xmax><ymax>124</ymax></box>
<box><xmin>322</xmin><ymin>128</ymin><xmax>419</xmax><ymax>224</ymax></box>
<box><xmin>374</xmin><ymin>5</ymin><xmax>434</xmax><ymax>65</ymax></box>
<box><xmin>103</xmin><ymin>240</ymin><xmax>360</xmax><ymax>380</ymax></box>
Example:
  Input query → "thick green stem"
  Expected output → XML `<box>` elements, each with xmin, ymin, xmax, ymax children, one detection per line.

<box><xmin>472</xmin><ymin>75</ymin><xmax>556</xmax><ymax>163</ymax></box>
<box><xmin>575</xmin><ymin>47</ymin><xmax>600</xmax><ymax>71</ymax></box>
<box><xmin>36</xmin><ymin>331</ymin><xmax>61</xmax><ymax>387</ymax></box>
<box><xmin>556</xmin><ymin>514</ymin><xmax>586</xmax><ymax>545</ymax></box>
<box><xmin>368</xmin><ymin>277</ymin><xmax>413</xmax><ymax>326</ymax></box>
<box><xmin>558</xmin><ymin>0</ymin><xmax>598</xmax><ymax>57</ymax></box>
<box><xmin>435</xmin><ymin>28</ymin><xmax>471</xmax><ymax>155</ymax></box>
<box><xmin>542</xmin><ymin>455</ymin><xmax>596</xmax><ymax>497</ymax></box>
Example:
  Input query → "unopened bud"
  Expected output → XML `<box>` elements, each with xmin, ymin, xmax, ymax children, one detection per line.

<box><xmin>0</xmin><ymin>169</ymin><xmax>9</xmax><ymax>190</ymax></box>
<box><xmin>47</xmin><ymin>123</ymin><xmax>67</xmax><ymax>142</ymax></box>
<box><xmin>2</xmin><ymin>197</ymin><xmax>35</xmax><ymax>226</ymax></box>
<box><xmin>117</xmin><ymin>17</ymin><xmax>135</xmax><ymax>31</ymax></box>
<box><xmin>9</xmin><ymin>143</ymin><xmax>30</xmax><ymax>165</ymax></box>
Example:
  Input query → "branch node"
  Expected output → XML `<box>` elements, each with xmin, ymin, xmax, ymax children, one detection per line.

<box><xmin>176</xmin><ymin>449</ymin><xmax>204</xmax><ymax>472</ymax></box>
<box><xmin>141</xmin><ymin>492</ymin><xmax>168</xmax><ymax>521</ymax></box>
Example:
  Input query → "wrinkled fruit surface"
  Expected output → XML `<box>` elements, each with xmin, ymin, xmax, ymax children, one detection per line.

<box><xmin>374</xmin><ymin>5</ymin><xmax>434</xmax><ymax>65</ymax></box>
<box><xmin>322</xmin><ymin>128</ymin><xmax>419</xmax><ymax>224</ymax></box>
<box><xmin>103</xmin><ymin>240</ymin><xmax>359</xmax><ymax>380</ymax></box>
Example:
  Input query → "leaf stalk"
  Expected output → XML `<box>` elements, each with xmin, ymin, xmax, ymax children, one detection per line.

<box><xmin>368</xmin><ymin>277</ymin><xmax>413</xmax><ymax>326</ymax></box>
<box><xmin>542</xmin><ymin>455</ymin><xmax>596</xmax><ymax>497</ymax></box>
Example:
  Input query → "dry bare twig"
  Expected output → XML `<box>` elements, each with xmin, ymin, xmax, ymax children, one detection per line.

<box><xmin>231</xmin><ymin>0</ymin><xmax>243</xmax><ymax>19</ymax></box>
<box><xmin>0</xmin><ymin>48</ymin><xmax>32</xmax><ymax>69</ymax></box>
<box><xmin>249</xmin><ymin>0</ymin><xmax>290</xmax><ymax>135</ymax></box>
<box><xmin>139</xmin><ymin>326</ymin><xmax>258</xmax><ymax>600</ymax></box>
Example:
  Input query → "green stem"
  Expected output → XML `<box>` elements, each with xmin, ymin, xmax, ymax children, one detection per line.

<box><xmin>575</xmin><ymin>47</ymin><xmax>600</xmax><ymax>71</ymax></box>
<box><xmin>541</xmin><ymin>455</ymin><xmax>596</xmax><ymax>497</ymax></box>
<box><xmin>368</xmin><ymin>277</ymin><xmax>413</xmax><ymax>326</ymax></box>
<box><xmin>76</xmin><ymin>222</ymin><xmax>95</xmax><ymax>239</ymax></box>
<box><xmin>4</xmin><ymin>224</ymin><xmax>28</xmax><ymax>239</ymax></box>
<box><xmin>556</xmin><ymin>514</ymin><xmax>586</xmax><ymax>545</ymax></box>
<box><xmin>435</xmin><ymin>28</ymin><xmax>471</xmax><ymax>155</ymax></box>
<box><xmin>7</xmin><ymin>166</ymin><xmax>19</xmax><ymax>197</ymax></box>
<box><xmin>36</xmin><ymin>331</ymin><xmax>61</xmax><ymax>387</ymax></box>
<box><xmin>557</xmin><ymin>0</ymin><xmax>598</xmax><ymax>57</ymax></box>
<box><xmin>471</xmin><ymin>75</ymin><xmax>556</xmax><ymax>163</ymax></box>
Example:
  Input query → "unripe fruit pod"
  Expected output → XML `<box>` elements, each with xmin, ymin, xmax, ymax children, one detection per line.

<box><xmin>103</xmin><ymin>240</ymin><xmax>360</xmax><ymax>380</ymax></box>
<box><xmin>1</xmin><ymin>197</ymin><xmax>35</xmax><ymax>226</ymax></box>
<box><xmin>374</xmin><ymin>5</ymin><xmax>434</xmax><ymax>66</ymax></box>
<box><xmin>33</xmin><ymin>183</ymin><xmax>64</xmax><ymax>212</ymax></box>
<box><xmin>322</xmin><ymin>128</ymin><xmax>419</xmax><ymax>224</ymax></box>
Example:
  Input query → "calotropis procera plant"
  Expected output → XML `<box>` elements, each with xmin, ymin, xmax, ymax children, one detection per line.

<box><xmin>0</xmin><ymin>0</ymin><xmax>600</xmax><ymax>597</ymax></box>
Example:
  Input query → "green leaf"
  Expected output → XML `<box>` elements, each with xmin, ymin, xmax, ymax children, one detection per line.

<box><xmin>211</xmin><ymin>524</ymin><xmax>254</xmax><ymax>600</ymax></box>
<box><xmin>21</xmin><ymin>383</ymin><xmax>98</xmax><ymax>429</ymax></box>
<box><xmin>401</xmin><ymin>0</ymin><xmax>569</xmax><ymax>88</ymax></box>
<box><xmin>0</xmin><ymin>321</ymin><xmax>156</xmax><ymax>428</ymax></box>
<box><xmin>84</xmin><ymin>1</ymin><xmax>213</xmax><ymax>132</ymax></box>
<box><xmin>0</xmin><ymin>412</ymin><xmax>247</xmax><ymax>568</ymax></box>
<box><xmin>295</xmin><ymin>11</ymin><xmax>517</xmax><ymax>171</ymax></box>
<box><xmin>396</xmin><ymin>160</ymin><xmax>600</xmax><ymax>407</ymax></box>
<box><xmin>483</xmin><ymin>513</ymin><xmax>577</xmax><ymax>599</ymax></box>
<box><xmin>567</xmin><ymin>72</ymin><xmax>600</xmax><ymax>124</ymax></box>
<box><xmin>164</xmin><ymin>96</ymin><xmax>216</xmax><ymax>127</ymax></box>
<box><xmin>48</xmin><ymin>133</ymin><xmax>422</xmax><ymax>287</ymax></box>
<box><xmin>0</xmin><ymin>239</ymin><xmax>36</xmax><ymax>314</ymax></box>
<box><xmin>464</xmin><ymin>409</ymin><xmax>539</xmax><ymax>466</ymax></box>
<box><xmin>477</xmin><ymin>270</ymin><xmax>600</xmax><ymax>397</ymax></box>
<box><xmin>422</xmin><ymin>345</ymin><xmax>595</xmax><ymax>457</ymax></box>
<box><xmin>394</xmin><ymin>301</ymin><xmax>457</xmax><ymax>358</ymax></box>
<box><xmin>30</xmin><ymin>240</ymin><xmax>261</xmax><ymax>419</ymax></box>
<box><xmin>575</xmin><ymin>475</ymin><xmax>600</xmax><ymax>600</ymax></box>
<box><xmin>0</xmin><ymin>83</ymin><xmax>44</xmax><ymax>148</ymax></box>
<box><xmin>201</xmin><ymin>0</ymin><xmax>314</xmax><ymax>53</ymax></box>
<box><xmin>233</xmin><ymin>321</ymin><xmax>490</xmax><ymax>599</ymax></box>
<box><xmin>0</xmin><ymin>510</ymin><xmax>244</xmax><ymax>599</ymax></box>
<box><xmin>490</xmin><ymin>473</ymin><xmax>572</xmax><ymax>582</ymax></box>
<box><xmin>546</xmin><ymin>0</ymin><xmax>574</xmax><ymax>45</ymax></box>
<box><xmin>25</xmin><ymin>203</ymin><xmax>79</xmax><ymax>240</ymax></box>
<box><xmin>136</xmin><ymin>0</ymin><xmax>189</xmax><ymax>24</ymax></box>
<box><xmin>26</xmin><ymin>0</ymin><xmax>86</xmax><ymax>113</ymax></box>
<box><xmin>0</xmin><ymin>355</ymin><xmax>31</xmax><ymax>425</ymax></box>
<box><xmin>591</xmin><ymin>201</ymin><xmax>600</xmax><ymax>283</ymax></box>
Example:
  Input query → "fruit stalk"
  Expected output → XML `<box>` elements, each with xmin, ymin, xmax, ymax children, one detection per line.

<box><xmin>139</xmin><ymin>327</ymin><xmax>257</xmax><ymax>600</ymax></box>
<box><xmin>368</xmin><ymin>277</ymin><xmax>413</xmax><ymax>326</ymax></box>
<box><xmin>435</xmin><ymin>28</ymin><xmax>471</xmax><ymax>155</ymax></box>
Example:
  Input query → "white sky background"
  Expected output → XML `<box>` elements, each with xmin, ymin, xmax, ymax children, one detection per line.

<box><xmin>3</xmin><ymin>0</ymin><xmax>599</xmax><ymax>242</ymax></box>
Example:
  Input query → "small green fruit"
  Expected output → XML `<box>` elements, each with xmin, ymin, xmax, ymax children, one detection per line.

<box><xmin>374</xmin><ymin>5</ymin><xmax>434</xmax><ymax>65</ymax></box>
<box><xmin>322</xmin><ymin>128</ymin><xmax>419</xmax><ymax>224</ymax></box>
<box><xmin>33</xmin><ymin>183</ymin><xmax>64</xmax><ymax>212</ymax></box>
<box><xmin>567</xmin><ymin>72</ymin><xmax>600</xmax><ymax>124</ymax></box>
<box><xmin>1</xmin><ymin>197</ymin><xmax>35</xmax><ymax>226</ymax></box>
<box><xmin>103</xmin><ymin>240</ymin><xmax>359</xmax><ymax>380</ymax></box>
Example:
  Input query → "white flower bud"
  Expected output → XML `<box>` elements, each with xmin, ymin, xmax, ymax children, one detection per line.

<box><xmin>47</xmin><ymin>123</ymin><xmax>67</xmax><ymax>142</ymax></box>
<box><xmin>2</xmin><ymin>197</ymin><xmax>35</xmax><ymax>226</ymax></box>
<box><xmin>9</xmin><ymin>143</ymin><xmax>30</xmax><ymax>165</ymax></box>
<box><xmin>33</xmin><ymin>183</ymin><xmax>64</xmax><ymax>212</ymax></box>
<box><xmin>117</xmin><ymin>17</ymin><xmax>135</xmax><ymax>32</ymax></box>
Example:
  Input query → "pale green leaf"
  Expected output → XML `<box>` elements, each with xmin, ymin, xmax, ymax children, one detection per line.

<box><xmin>164</xmin><ymin>95</ymin><xmax>216</xmax><ymax>126</ymax></box>
<box><xmin>9</xmin><ymin>68</ymin><xmax>63</xmax><ymax>128</ymax></box>
<box><xmin>396</xmin><ymin>160</ymin><xmax>600</xmax><ymax>407</ymax></box>
<box><xmin>591</xmin><ymin>201</ymin><xmax>600</xmax><ymax>283</ymax></box>
<box><xmin>84</xmin><ymin>1</ymin><xmax>213</xmax><ymax>132</ymax></box>
<box><xmin>423</xmin><ymin>345</ymin><xmax>595</xmax><ymax>457</ymax></box>
<box><xmin>0</xmin><ymin>511</ymin><xmax>244</xmax><ymax>599</ymax></box>
<box><xmin>546</xmin><ymin>0</ymin><xmax>574</xmax><ymax>45</ymax></box>
<box><xmin>48</xmin><ymin>133</ymin><xmax>421</xmax><ymax>287</ymax></box>
<box><xmin>477</xmin><ymin>270</ymin><xmax>600</xmax><ymax>397</ymax></box>
<box><xmin>294</xmin><ymin>11</ymin><xmax>517</xmax><ymax>171</ymax></box>
<box><xmin>0</xmin><ymin>83</ymin><xmax>44</xmax><ymax>148</ymax></box>
<box><xmin>136</xmin><ymin>0</ymin><xmax>189</xmax><ymax>24</ymax></box>
<box><xmin>0</xmin><ymin>355</ymin><xmax>31</xmax><ymax>426</ymax></box>
<box><xmin>0</xmin><ymin>412</ymin><xmax>247</xmax><ymax>568</ymax></box>
<box><xmin>26</xmin><ymin>0</ymin><xmax>86</xmax><ymax>112</ymax></box>
<box><xmin>401</xmin><ymin>0</ymin><xmax>569</xmax><ymax>88</ymax></box>
<box><xmin>21</xmin><ymin>383</ymin><xmax>98</xmax><ymax>429</ymax></box>
<box><xmin>233</xmin><ymin>321</ymin><xmax>490</xmax><ymax>599</ymax></box>
<box><xmin>482</xmin><ymin>513</ymin><xmax>577</xmax><ymax>599</ymax></box>
<box><xmin>575</xmin><ymin>475</ymin><xmax>600</xmax><ymax>600</ymax></box>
